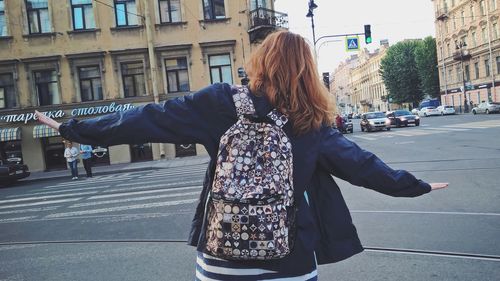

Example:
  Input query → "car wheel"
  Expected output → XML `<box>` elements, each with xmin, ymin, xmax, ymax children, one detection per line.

<box><xmin>386</xmin><ymin>127</ymin><xmax>391</xmax><ymax>131</ymax></box>
<box><xmin>361</xmin><ymin>126</ymin><xmax>364</xmax><ymax>132</ymax></box>
<box><xmin>349</xmin><ymin>128</ymin><xmax>353</xmax><ymax>133</ymax></box>
<box><xmin>415</xmin><ymin>121</ymin><xmax>420</xmax><ymax>126</ymax></box>
<box><xmin>396</xmin><ymin>120</ymin><xmax>401</xmax><ymax>128</ymax></box>
<box><xmin>486</xmin><ymin>109</ymin><xmax>490</xmax><ymax>114</ymax></box>
<box><xmin>472</xmin><ymin>110</ymin><xmax>476</xmax><ymax>115</ymax></box>
<box><xmin>441</xmin><ymin>112</ymin><xmax>444</xmax><ymax>116</ymax></box>
<box><xmin>424</xmin><ymin>113</ymin><xmax>427</xmax><ymax>117</ymax></box>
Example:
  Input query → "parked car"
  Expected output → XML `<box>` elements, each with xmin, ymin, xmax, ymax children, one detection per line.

<box><xmin>419</xmin><ymin>98</ymin><xmax>440</xmax><ymax>109</ymax></box>
<box><xmin>411</xmin><ymin>108</ymin><xmax>419</xmax><ymax>115</ymax></box>
<box><xmin>0</xmin><ymin>158</ymin><xmax>30</xmax><ymax>186</ymax></box>
<box><xmin>360</xmin><ymin>112</ymin><xmax>391</xmax><ymax>132</ymax></box>
<box><xmin>436</xmin><ymin>105</ymin><xmax>456</xmax><ymax>115</ymax></box>
<box><xmin>471</xmin><ymin>101</ymin><xmax>500</xmax><ymax>114</ymax></box>
<box><xmin>386</xmin><ymin>110</ymin><xmax>420</xmax><ymax>127</ymax></box>
<box><xmin>335</xmin><ymin>117</ymin><xmax>354</xmax><ymax>134</ymax></box>
<box><xmin>418</xmin><ymin>106</ymin><xmax>440</xmax><ymax>117</ymax></box>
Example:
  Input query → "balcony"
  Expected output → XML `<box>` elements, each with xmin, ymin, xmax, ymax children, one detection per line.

<box><xmin>248</xmin><ymin>8</ymin><xmax>288</xmax><ymax>43</ymax></box>
<box><xmin>436</xmin><ymin>7</ymin><xmax>448</xmax><ymax>20</ymax></box>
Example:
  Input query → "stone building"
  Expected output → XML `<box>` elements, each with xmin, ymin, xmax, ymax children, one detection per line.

<box><xmin>433</xmin><ymin>0</ymin><xmax>500</xmax><ymax>109</ymax></box>
<box><xmin>0</xmin><ymin>0</ymin><xmax>287</xmax><ymax>172</ymax></box>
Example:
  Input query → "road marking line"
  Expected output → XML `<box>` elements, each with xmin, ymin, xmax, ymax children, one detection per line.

<box><xmin>0</xmin><ymin>191</ymin><xmax>99</xmax><ymax>204</ymax></box>
<box><xmin>69</xmin><ymin>191</ymin><xmax>200</xmax><ymax>208</ymax></box>
<box><xmin>351</xmin><ymin>135</ymin><xmax>377</xmax><ymax>141</ymax></box>
<box><xmin>426</xmin><ymin>127</ymin><xmax>469</xmax><ymax>131</ymax></box>
<box><xmin>89</xmin><ymin>185</ymin><xmax>201</xmax><ymax>199</ymax></box>
<box><xmin>0</xmin><ymin>198</ymin><xmax>82</xmax><ymax>210</ymax></box>
<box><xmin>364</xmin><ymin>249</ymin><xmax>500</xmax><ymax>262</ymax></box>
<box><xmin>351</xmin><ymin>210</ymin><xmax>500</xmax><ymax>216</ymax></box>
<box><xmin>0</xmin><ymin>206</ymin><xmax>58</xmax><ymax>215</ymax></box>
<box><xmin>44</xmin><ymin>198</ymin><xmax>198</xmax><ymax>218</ymax></box>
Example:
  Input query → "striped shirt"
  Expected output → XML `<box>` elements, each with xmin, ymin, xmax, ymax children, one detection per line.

<box><xmin>195</xmin><ymin>252</ymin><xmax>318</xmax><ymax>281</ymax></box>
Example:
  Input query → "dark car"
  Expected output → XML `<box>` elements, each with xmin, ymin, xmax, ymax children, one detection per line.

<box><xmin>335</xmin><ymin>117</ymin><xmax>353</xmax><ymax>134</ymax></box>
<box><xmin>0</xmin><ymin>158</ymin><xmax>30</xmax><ymax>186</ymax></box>
<box><xmin>386</xmin><ymin>110</ymin><xmax>420</xmax><ymax>127</ymax></box>
<box><xmin>360</xmin><ymin>111</ymin><xmax>391</xmax><ymax>132</ymax></box>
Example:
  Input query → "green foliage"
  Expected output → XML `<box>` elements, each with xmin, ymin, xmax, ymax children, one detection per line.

<box><xmin>380</xmin><ymin>40</ymin><xmax>424</xmax><ymax>106</ymax></box>
<box><xmin>415</xmin><ymin>37</ymin><xmax>440</xmax><ymax>99</ymax></box>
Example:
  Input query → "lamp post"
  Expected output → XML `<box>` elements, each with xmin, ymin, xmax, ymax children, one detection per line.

<box><xmin>306</xmin><ymin>0</ymin><xmax>318</xmax><ymax>61</ymax></box>
<box><xmin>455</xmin><ymin>41</ymin><xmax>468</xmax><ymax>113</ymax></box>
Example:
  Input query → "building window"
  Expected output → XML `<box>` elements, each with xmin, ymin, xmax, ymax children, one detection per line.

<box><xmin>461</xmin><ymin>10</ymin><xmax>465</xmax><ymax>25</ymax></box>
<box><xmin>474</xmin><ymin>62</ymin><xmax>480</xmax><ymax>79</ymax></box>
<box><xmin>480</xmin><ymin>0</ymin><xmax>486</xmax><ymax>15</ymax></box>
<box><xmin>209</xmin><ymin>54</ymin><xmax>232</xmax><ymax>84</ymax></box>
<box><xmin>114</xmin><ymin>0</ymin><xmax>138</xmax><ymax>27</ymax></box>
<box><xmin>159</xmin><ymin>0</ymin><xmax>181</xmax><ymax>23</ymax></box>
<box><xmin>202</xmin><ymin>0</ymin><xmax>225</xmax><ymax>20</ymax></box>
<box><xmin>165</xmin><ymin>58</ymin><xmax>189</xmax><ymax>93</ymax></box>
<box><xmin>26</xmin><ymin>0</ymin><xmax>51</xmax><ymax>34</ymax></box>
<box><xmin>496</xmin><ymin>56</ymin><xmax>500</xmax><ymax>74</ymax></box>
<box><xmin>250</xmin><ymin>0</ymin><xmax>268</xmax><ymax>10</ymax></box>
<box><xmin>485</xmin><ymin>59</ymin><xmax>490</xmax><ymax>77</ymax></box>
<box><xmin>78</xmin><ymin>66</ymin><xmax>102</xmax><ymax>101</ymax></box>
<box><xmin>482</xmin><ymin>26</ymin><xmax>488</xmax><ymax>42</ymax></box>
<box><xmin>448</xmin><ymin>69</ymin><xmax>453</xmax><ymax>83</ymax></box>
<box><xmin>121</xmin><ymin>62</ymin><xmax>146</xmax><ymax>97</ymax></box>
<box><xmin>34</xmin><ymin>70</ymin><xmax>60</xmax><ymax>106</ymax></box>
<box><xmin>470</xmin><ymin>4</ymin><xmax>475</xmax><ymax>20</ymax></box>
<box><xmin>493</xmin><ymin>22</ymin><xmax>499</xmax><ymax>39</ymax></box>
<box><xmin>491</xmin><ymin>0</ymin><xmax>497</xmax><ymax>10</ymax></box>
<box><xmin>456</xmin><ymin>66</ymin><xmax>461</xmax><ymax>82</ymax></box>
<box><xmin>71</xmin><ymin>0</ymin><xmax>95</xmax><ymax>30</ymax></box>
<box><xmin>0</xmin><ymin>73</ymin><xmax>16</xmax><ymax>109</ymax></box>
<box><xmin>471</xmin><ymin>31</ymin><xmax>476</xmax><ymax>47</ymax></box>
<box><xmin>0</xmin><ymin>0</ymin><xmax>7</xmax><ymax>36</ymax></box>
<box><xmin>465</xmin><ymin>65</ymin><xmax>470</xmax><ymax>81</ymax></box>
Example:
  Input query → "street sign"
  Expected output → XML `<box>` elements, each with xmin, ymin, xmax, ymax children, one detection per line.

<box><xmin>346</xmin><ymin>36</ymin><xmax>359</xmax><ymax>52</ymax></box>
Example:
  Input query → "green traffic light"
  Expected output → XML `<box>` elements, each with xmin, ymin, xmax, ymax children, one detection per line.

<box><xmin>366</xmin><ymin>37</ymin><xmax>372</xmax><ymax>44</ymax></box>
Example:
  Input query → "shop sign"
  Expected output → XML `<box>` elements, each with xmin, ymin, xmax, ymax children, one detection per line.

<box><xmin>0</xmin><ymin>102</ymin><xmax>135</xmax><ymax>124</ymax></box>
<box><xmin>70</xmin><ymin>102</ymin><xmax>135</xmax><ymax>117</ymax></box>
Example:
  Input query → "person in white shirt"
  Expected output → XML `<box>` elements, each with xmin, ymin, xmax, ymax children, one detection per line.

<box><xmin>64</xmin><ymin>140</ymin><xmax>79</xmax><ymax>180</ymax></box>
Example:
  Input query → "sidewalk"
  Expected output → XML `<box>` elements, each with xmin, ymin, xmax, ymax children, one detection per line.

<box><xmin>23</xmin><ymin>155</ymin><xmax>211</xmax><ymax>183</ymax></box>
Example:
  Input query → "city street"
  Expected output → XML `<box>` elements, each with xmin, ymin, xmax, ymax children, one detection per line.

<box><xmin>1</xmin><ymin>113</ymin><xmax>499</xmax><ymax>281</ymax></box>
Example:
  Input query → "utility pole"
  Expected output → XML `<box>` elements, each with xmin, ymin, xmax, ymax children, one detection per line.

<box><xmin>143</xmin><ymin>0</ymin><xmax>165</xmax><ymax>157</ymax></box>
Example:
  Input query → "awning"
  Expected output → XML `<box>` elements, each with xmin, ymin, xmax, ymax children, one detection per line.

<box><xmin>33</xmin><ymin>125</ymin><xmax>60</xmax><ymax>138</ymax></box>
<box><xmin>0</xmin><ymin>127</ymin><xmax>21</xmax><ymax>142</ymax></box>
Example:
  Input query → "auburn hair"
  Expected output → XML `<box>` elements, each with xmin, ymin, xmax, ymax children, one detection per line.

<box><xmin>246</xmin><ymin>31</ymin><xmax>334</xmax><ymax>135</ymax></box>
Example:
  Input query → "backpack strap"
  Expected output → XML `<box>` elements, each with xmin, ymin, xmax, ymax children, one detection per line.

<box><xmin>232</xmin><ymin>85</ymin><xmax>256</xmax><ymax>117</ymax></box>
<box><xmin>232</xmin><ymin>85</ymin><xmax>289</xmax><ymax>128</ymax></box>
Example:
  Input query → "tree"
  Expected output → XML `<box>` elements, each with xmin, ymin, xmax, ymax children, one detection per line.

<box><xmin>415</xmin><ymin>36</ymin><xmax>440</xmax><ymax>100</ymax></box>
<box><xmin>380</xmin><ymin>40</ymin><xmax>424</xmax><ymax>107</ymax></box>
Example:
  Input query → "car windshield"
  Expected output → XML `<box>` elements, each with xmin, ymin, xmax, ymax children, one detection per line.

<box><xmin>395</xmin><ymin>110</ymin><xmax>412</xmax><ymax>116</ymax></box>
<box><xmin>365</xmin><ymin>112</ymin><xmax>386</xmax><ymax>119</ymax></box>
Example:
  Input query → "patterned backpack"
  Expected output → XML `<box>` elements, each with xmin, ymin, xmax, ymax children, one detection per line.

<box><xmin>204</xmin><ymin>85</ymin><xmax>296</xmax><ymax>261</ymax></box>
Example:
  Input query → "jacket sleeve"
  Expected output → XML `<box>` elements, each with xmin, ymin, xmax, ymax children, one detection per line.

<box><xmin>317</xmin><ymin>127</ymin><xmax>431</xmax><ymax>197</ymax></box>
<box><xmin>59</xmin><ymin>84</ymin><xmax>231</xmax><ymax>148</ymax></box>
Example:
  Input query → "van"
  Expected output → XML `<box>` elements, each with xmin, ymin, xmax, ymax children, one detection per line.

<box><xmin>419</xmin><ymin>99</ymin><xmax>440</xmax><ymax>110</ymax></box>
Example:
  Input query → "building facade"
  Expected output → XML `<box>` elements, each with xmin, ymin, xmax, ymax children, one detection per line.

<box><xmin>0</xmin><ymin>0</ymin><xmax>287</xmax><ymax>172</ymax></box>
<box><xmin>433</xmin><ymin>0</ymin><xmax>500</xmax><ymax>109</ymax></box>
<box><xmin>331</xmin><ymin>55</ymin><xmax>358</xmax><ymax>115</ymax></box>
<box><xmin>349</xmin><ymin>43</ymin><xmax>390</xmax><ymax>114</ymax></box>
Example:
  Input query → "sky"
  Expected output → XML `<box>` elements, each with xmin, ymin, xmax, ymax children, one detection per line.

<box><xmin>274</xmin><ymin>0</ymin><xmax>437</xmax><ymax>73</ymax></box>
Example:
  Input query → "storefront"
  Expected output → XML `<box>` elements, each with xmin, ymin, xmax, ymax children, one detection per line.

<box><xmin>0</xmin><ymin>100</ymin><xmax>208</xmax><ymax>172</ymax></box>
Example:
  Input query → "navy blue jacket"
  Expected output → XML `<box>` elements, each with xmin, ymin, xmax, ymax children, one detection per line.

<box><xmin>60</xmin><ymin>83</ymin><xmax>431</xmax><ymax>275</ymax></box>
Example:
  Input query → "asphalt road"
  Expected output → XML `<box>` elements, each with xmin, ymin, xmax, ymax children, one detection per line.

<box><xmin>0</xmin><ymin>113</ymin><xmax>499</xmax><ymax>281</ymax></box>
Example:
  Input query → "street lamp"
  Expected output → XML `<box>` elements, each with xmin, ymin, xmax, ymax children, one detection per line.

<box><xmin>306</xmin><ymin>0</ymin><xmax>318</xmax><ymax>51</ymax></box>
<box><xmin>455</xmin><ymin>41</ymin><xmax>469</xmax><ymax>113</ymax></box>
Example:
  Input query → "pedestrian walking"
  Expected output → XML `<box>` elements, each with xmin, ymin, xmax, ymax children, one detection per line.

<box><xmin>63</xmin><ymin>140</ymin><xmax>79</xmax><ymax>180</ymax></box>
<box><xmin>35</xmin><ymin>31</ymin><xmax>448</xmax><ymax>280</ymax></box>
<box><xmin>79</xmin><ymin>143</ymin><xmax>93</xmax><ymax>178</ymax></box>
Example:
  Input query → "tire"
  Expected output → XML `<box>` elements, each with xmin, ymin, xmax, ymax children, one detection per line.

<box><xmin>472</xmin><ymin>110</ymin><xmax>476</xmax><ymax>115</ymax></box>
<box><xmin>441</xmin><ymin>112</ymin><xmax>444</xmax><ymax>116</ymax></box>
<box><xmin>386</xmin><ymin>127</ymin><xmax>391</xmax><ymax>131</ymax></box>
<box><xmin>396</xmin><ymin>120</ymin><xmax>401</xmax><ymax>128</ymax></box>
<box><xmin>486</xmin><ymin>109</ymin><xmax>490</xmax><ymax>114</ymax></box>
<box><xmin>361</xmin><ymin>126</ymin><xmax>364</xmax><ymax>132</ymax></box>
<box><xmin>349</xmin><ymin>129</ymin><xmax>353</xmax><ymax>133</ymax></box>
<box><xmin>424</xmin><ymin>113</ymin><xmax>427</xmax><ymax>117</ymax></box>
<box><xmin>415</xmin><ymin>121</ymin><xmax>420</xmax><ymax>126</ymax></box>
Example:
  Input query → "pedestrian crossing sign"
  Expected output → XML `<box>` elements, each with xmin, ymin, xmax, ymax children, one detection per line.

<box><xmin>346</xmin><ymin>36</ymin><xmax>360</xmax><ymax>51</ymax></box>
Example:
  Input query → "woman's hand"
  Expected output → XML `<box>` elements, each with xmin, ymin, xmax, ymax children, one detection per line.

<box><xmin>35</xmin><ymin>110</ymin><xmax>61</xmax><ymax>131</ymax></box>
<box><xmin>430</xmin><ymin>182</ymin><xmax>448</xmax><ymax>190</ymax></box>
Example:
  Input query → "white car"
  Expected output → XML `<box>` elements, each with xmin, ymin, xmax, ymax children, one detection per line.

<box><xmin>436</xmin><ymin>105</ymin><xmax>456</xmax><ymax>115</ymax></box>
<box><xmin>418</xmin><ymin>106</ymin><xmax>440</xmax><ymax>117</ymax></box>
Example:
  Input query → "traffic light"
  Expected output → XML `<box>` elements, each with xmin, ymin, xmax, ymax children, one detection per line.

<box><xmin>364</xmin><ymin>24</ymin><xmax>372</xmax><ymax>44</ymax></box>
<box><xmin>322</xmin><ymin>72</ymin><xmax>330</xmax><ymax>90</ymax></box>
